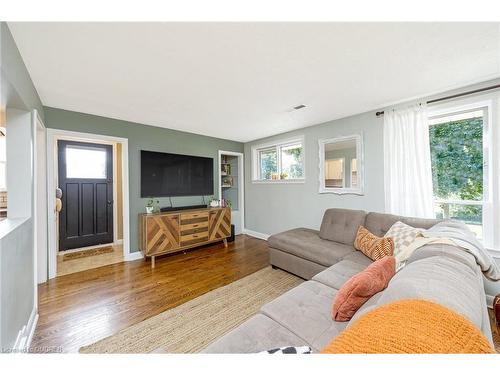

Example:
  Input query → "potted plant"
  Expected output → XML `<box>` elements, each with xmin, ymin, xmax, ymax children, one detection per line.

<box><xmin>208</xmin><ymin>197</ymin><xmax>219</xmax><ymax>207</ymax></box>
<box><xmin>146</xmin><ymin>199</ymin><xmax>155</xmax><ymax>214</ymax></box>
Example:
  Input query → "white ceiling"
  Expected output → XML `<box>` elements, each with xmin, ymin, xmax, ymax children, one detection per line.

<box><xmin>8</xmin><ymin>22</ymin><xmax>500</xmax><ymax>142</ymax></box>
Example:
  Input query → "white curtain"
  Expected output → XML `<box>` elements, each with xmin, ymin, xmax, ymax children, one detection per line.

<box><xmin>383</xmin><ymin>104</ymin><xmax>434</xmax><ymax>218</ymax></box>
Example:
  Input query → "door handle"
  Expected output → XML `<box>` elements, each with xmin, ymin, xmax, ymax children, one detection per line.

<box><xmin>107</xmin><ymin>200</ymin><xmax>114</xmax><ymax>205</ymax></box>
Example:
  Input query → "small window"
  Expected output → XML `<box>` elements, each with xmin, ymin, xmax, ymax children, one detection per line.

<box><xmin>66</xmin><ymin>146</ymin><xmax>107</xmax><ymax>179</ymax></box>
<box><xmin>252</xmin><ymin>138</ymin><xmax>305</xmax><ymax>182</ymax></box>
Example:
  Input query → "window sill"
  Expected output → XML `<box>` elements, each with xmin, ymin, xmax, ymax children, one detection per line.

<box><xmin>252</xmin><ymin>179</ymin><xmax>305</xmax><ymax>184</ymax></box>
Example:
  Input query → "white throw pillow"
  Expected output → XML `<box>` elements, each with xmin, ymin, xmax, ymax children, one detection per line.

<box><xmin>384</xmin><ymin>221</ymin><xmax>423</xmax><ymax>256</ymax></box>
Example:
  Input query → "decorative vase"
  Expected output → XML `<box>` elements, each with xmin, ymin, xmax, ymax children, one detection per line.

<box><xmin>146</xmin><ymin>206</ymin><xmax>154</xmax><ymax>214</ymax></box>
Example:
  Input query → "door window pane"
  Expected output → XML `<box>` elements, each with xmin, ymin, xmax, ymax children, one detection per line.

<box><xmin>259</xmin><ymin>148</ymin><xmax>277</xmax><ymax>180</ymax></box>
<box><xmin>280</xmin><ymin>143</ymin><xmax>304</xmax><ymax>179</ymax></box>
<box><xmin>66</xmin><ymin>146</ymin><xmax>107</xmax><ymax>179</ymax></box>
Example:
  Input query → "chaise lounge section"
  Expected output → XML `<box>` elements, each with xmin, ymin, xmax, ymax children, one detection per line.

<box><xmin>202</xmin><ymin>208</ymin><xmax>493</xmax><ymax>353</ymax></box>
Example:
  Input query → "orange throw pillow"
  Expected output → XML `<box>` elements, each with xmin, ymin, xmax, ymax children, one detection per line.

<box><xmin>332</xmin><ymin>256</ymin><xmax>395</xmax><ymax>321</ymax></box>
<box><xmin>354</xmin><ymin>225</ymin><xmax>394</xmax><ymax>261</ymax></box>
<box><xmin>323</xmin><ymin>299</ymin><xmax>495</xmax><ymax>353</ymax></box>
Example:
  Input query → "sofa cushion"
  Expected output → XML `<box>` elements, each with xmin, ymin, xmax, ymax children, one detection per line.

<box><xmin>312</xmin><ymin>260</ymin><xmax>367</xmax><ymax>290</ymax></box>
<box><xmin>260</xmin><ymin>280</ymin><xmax>348</xmax><ymax>346</ymax></box>
<box><xmin>349</xmin><ymin>246</ymin><xmax>485</xmax><ymax>330</ymax></box>
<box><xmin>365</xmin><ymin>212</ymin><xmax>440</xmax><ymax>237</ymax></box>
<box><xmin>319</xmin><ymin>208</ymin><xmax>367</xmax><ymax>245</ymax></box>
<box><xmin>201</xmin><ymin>313</ymin><xmax>308</xmax><ymax>353</ymax></box>
<box><xmin>342</xmin><ymin>251</ymin><xmax>373</xmax><ymax>267</ymax></box>
<box><xmin>268</xmin><ymin>228</ymin><xmax>355</xmax><ymax>267</ymax></box>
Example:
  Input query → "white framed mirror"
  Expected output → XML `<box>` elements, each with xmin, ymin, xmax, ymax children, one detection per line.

<box><xmin>318</xmin><ymin>134</ymin><xmax>364</xmax><ymax>195</ymax></box>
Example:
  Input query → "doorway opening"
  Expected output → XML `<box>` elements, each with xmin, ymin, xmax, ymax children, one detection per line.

<box><xmin>218</xmin><ymin>151</ymin><xmax>244</xmax><ymax>235</ymax></box>
<box><xmin>46</xmin><ymin>130</ymin><xmax>130</xmax><ymax>279</ymax></box>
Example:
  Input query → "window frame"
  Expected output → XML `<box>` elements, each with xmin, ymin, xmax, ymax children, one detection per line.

<box><xmin>428</xmin><ymin>99</ymin><xmax>492</xmax><ymax>246</ymax></box>
<box><xmin>251</xmin><ymin>136</ymin><xmax>305</xmax><ymax>183</ymax></box>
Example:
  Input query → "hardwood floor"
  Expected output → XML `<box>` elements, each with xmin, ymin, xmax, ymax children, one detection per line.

<box><xmin>31</xmin><ymin>234</ymin><xmax>269</xmax><ymax>353</ymax></box>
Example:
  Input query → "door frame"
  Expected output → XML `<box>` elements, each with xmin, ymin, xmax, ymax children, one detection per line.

<box><xmin>46</xmin><ymin>129</ymin><xmax>131</xmax><ymax>280</ymax></box>
<box><xmin>32</xmin><ymin>110</ymin><xmax>46</xmax><ymax>311</ymax></box>
<box><xmin>217</xmin><ymin>150</ymin><xmax>244</xmax><ymax>234</ymax></box>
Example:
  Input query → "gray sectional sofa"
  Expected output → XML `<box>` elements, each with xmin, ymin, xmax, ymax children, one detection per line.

<box><xmin>202</xmin><ymin>208</ymin><xmax>493</xmax><ymax>353</ymax></box>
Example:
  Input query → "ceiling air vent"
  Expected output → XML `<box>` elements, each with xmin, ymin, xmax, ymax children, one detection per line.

<box><xmin>293</xmin><ymin>104</ymin><xmax>306</xmax><ymax>110</ymax></box>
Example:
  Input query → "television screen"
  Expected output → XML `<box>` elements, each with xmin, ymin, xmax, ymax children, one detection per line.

<box><xmin>141</xmin><ymin>150</ymin><xmax>214</xmax><ymax>197</ymax></box>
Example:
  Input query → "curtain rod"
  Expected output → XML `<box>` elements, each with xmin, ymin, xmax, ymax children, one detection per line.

<box><xmin>375</xmin><ymin>83</ymin><xmax>500</xmax><ymax>117</ymax></box>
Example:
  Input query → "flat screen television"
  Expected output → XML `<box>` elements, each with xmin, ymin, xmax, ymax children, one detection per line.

<box><xmin>141</xmin><ymin>150</ymin><xmax>214</xmax><ymax>197</ymax></box>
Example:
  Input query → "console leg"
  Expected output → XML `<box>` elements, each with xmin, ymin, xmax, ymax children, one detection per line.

<box><xmin>223</xmin><ymin>238</ymin><xmax>228</xmax><ymax>248</ymax></box>
<box><xmin>151</xmin><ymin>256</ymin><xmax>155</xmax><ymax>269</ymax></box>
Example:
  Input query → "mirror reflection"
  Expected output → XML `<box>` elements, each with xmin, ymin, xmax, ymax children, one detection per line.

<box><xmin>324</xmin><ymin>139</ymin><xmax>357</xmax><ymax>188</ymax></box>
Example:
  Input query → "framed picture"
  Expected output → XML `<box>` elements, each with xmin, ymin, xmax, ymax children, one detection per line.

<box><xmin>221</xmin><ymin>163</ymin><xmax>231</xmax><ymax>176</ymax></box>
<box><xmin>222</xmin><ymin>176</ymin><xmax>233</xmax><ymax>187</ymax></box>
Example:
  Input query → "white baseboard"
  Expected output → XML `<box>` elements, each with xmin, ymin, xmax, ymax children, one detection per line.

<box><xmin>125</xmin><ymin>251</ymin><xmax>144</xmax><ymax>261</ymax></box>
<box><xmin>114</xmin><ymin>239</ymin><xmax>124</xmax><ymax>245</ymax></box>
<box><xmin>13</xmin><ymin>307</ymin><xmax>38</xmax><ymax>352</ymax></box>
<box><xmin>242</xmin><ymin>228</ymin><xmax>270</xmax><ymax>241</ymax></box>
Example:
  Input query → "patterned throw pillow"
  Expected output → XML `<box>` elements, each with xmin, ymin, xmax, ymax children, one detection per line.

<box><xmin>383</xmin><ymin>221</ymin><xmax>422</xmax><ymax>256</ymax></box>
<box><xmin>262</xmin><ymin>346</ymin><xmax>312</xmax><ymax>354</ymax></box>
<box><xmin>353</xmin><ymin>226</ymin><xmax>394</xmax><ymax>261</ymax></box>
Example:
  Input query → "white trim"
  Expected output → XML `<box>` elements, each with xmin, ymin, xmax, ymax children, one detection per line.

<box><xmin>242</xmin><ymin>228</ymin><xmax>270</xmax><ymax>241</ymax></box>
<box><xmin>318</xmin><ymin>133</ymin><xmax>364</xmax><ymax>195</ymax></box>
<box><xmin>114</xmin><ymin>239</ymin><xmax>124</xmax><ymax>245</ymax></box>
<box><xmin>429</xmin><ymin>99</ymin><xmax>495</xmax><ymax>248</ymax></box>
<box><xmin>112</xmin><ymin>143</ymin><xmax>118</xmax><ymax>244</ymax></box>
<box><xmin>251</xmin><ymin>179</ymin><xmax>305</xmax><ymax>184</ymax></box>
<box><xmin>32</xmin><ymin>110</ymin><xmax>45</xmax><ymax>298</ymax></box>
<box><xmin>218</xmin><ymin>150</ymin><xmax>245</xmax><ymax>234</ymax></box>
<box><xmin>46</xmin><ymin>129</ymin><xmax>131</xmax><ymax>279</ymax></box>
<box><xmin>125</xmin><ymin>251</ymin><xmax>144</xmax><ymax>261</ymax></box>
<box><xmin>13</xmin><ymin>307</ymin><xmax>38</xmax><ymax>352</ymax></box>
<box><xmin>251</xmin><ymin>135</ymin><xmax>305</xmax><ymax>183</ymax></box>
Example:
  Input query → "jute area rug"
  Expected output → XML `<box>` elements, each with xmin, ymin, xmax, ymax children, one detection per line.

<box><xmin>79</xmin><ymin>267</ymin><xmax>302</xmax><ymax>353</ymax></box>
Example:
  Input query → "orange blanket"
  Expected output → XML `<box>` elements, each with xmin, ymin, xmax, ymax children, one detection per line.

<box><xmin>322</xmin><ymin>299</ymin><xmax>494</xmax><ymax>354</ymax></box>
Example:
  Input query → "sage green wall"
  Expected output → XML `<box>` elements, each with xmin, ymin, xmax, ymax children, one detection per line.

<box><xmin>44</xmin><ymin>107</ymin><xmax>243</xmax><ymax>253</ymax></box>
<box><xmin>0</xmin><ymin>22</ymin><xmax>40</xmax><ymax>349</ymax></box>
<box><xmin>244</xmin><ymin>110</ymin><xmax>385</xmax><ymax>236</ymax></box>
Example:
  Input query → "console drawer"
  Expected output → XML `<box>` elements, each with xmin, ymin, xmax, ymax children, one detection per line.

<box><xmin>181</xmin><ymin>211</ymin><xmax>209</xmax><ymax>221</ymax></box>
<box><xmin>180</xmin><ymin>222</ymin><xmax>208</xmax><ymax>231</ymax></box>
<box><xmin>180</xmin><ymin>232</ymin><xmax>209</xmax><ymax>246</ymax></box>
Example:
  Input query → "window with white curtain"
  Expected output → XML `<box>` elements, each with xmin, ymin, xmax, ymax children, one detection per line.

<box><xmin>428</xmin><ymin>105</ymin><xmax>488</xmax><ymax>242</ymax></box>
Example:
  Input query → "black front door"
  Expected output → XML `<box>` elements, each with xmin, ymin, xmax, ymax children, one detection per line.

<box><xmin>58</xmin><ymin>140</ymin><xmax>114</xmax><ymax>251</ymax></box>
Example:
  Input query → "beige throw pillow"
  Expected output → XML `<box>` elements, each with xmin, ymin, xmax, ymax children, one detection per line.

<box><xmin>384</xmin><ymin>221</ymin><xmax>422</xmax><ymax>256</ymax></box>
